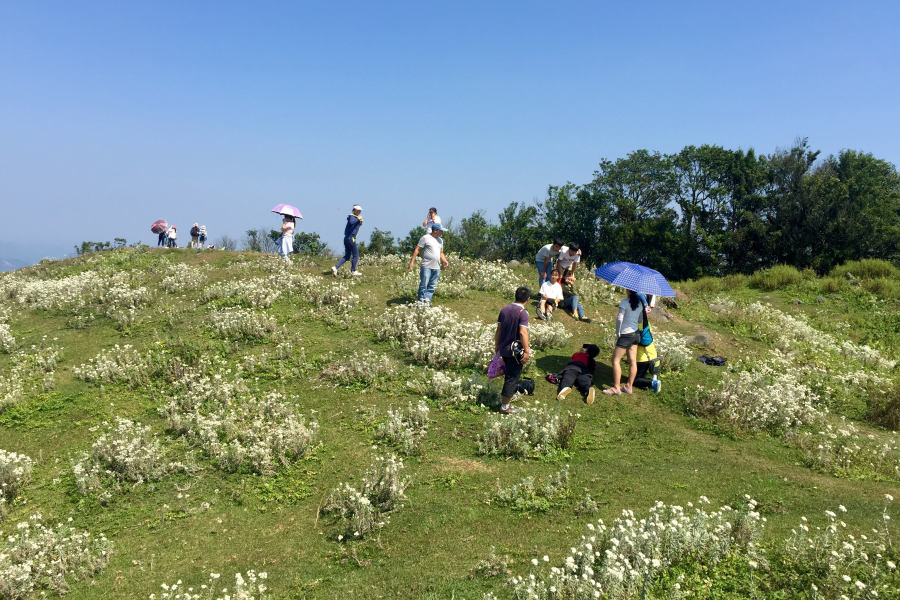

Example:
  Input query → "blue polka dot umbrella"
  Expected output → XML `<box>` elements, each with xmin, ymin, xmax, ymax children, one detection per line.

<box><xmin>594</xmin><ymin>261</ymin><xmax>676</xmax><ymax>297</ymax></box>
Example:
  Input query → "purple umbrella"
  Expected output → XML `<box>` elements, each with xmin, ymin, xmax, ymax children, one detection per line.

<box><xmin>271</xmin><ymin>204</ymin><xmax>303</xmax><ymax>219</ymax></box>
<box><xmin>151</xmin><ymin>219</ymin><xmax>168</xmax><ymax>234</ymax></box>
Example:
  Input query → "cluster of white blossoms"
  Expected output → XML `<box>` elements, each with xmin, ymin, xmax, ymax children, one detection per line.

<box><xmin>689</xmin><ymin>352</ymin><xmax>824</xmax><ymax>432</ymax></box>
<box><xmin>160</xmin><ymin>370</ymin><xmax>318</xmax><ymax>476</ymax></box>
<box><xmin>71</xmin><ymin>418</ymin><xmax>171</xmax><ymax>501</ymax></box>
<box><xmin>0</xmin><ymin>450</ymin><xmax>34</xmax><ymax>505</ymax></box>
<box><xmin>375</xmin><ymin>400</ymin><xmax>430</xmax><ymax>456</ymax></box>
<box><xmin>320</xmin><ymin>350</ymin><xmax>398</xmax><ymax>386</ymax></box>
<box><xmin>160</xmin><ymin>263</ymin><xmax>207</xmax><ymax>293</ymax></box>
<box><xmin>13</xmin><ymin>270</ymin><xmax>106</xmax><ymax>311</ymax></box>
<box><xmin>207</xmin><ymin>307</ymin><xmax>280</xmax><ymax>340</ymax></box>
<box><xmin>357</xmin><ymin>252</ymin><xmax>407</xmax><ymax>269</ymax></box>
<box><xmin>0</xmin><ymin>344</ymin><xmax>60</xmax><ymax>411</ymax></box>
<box><xmin>74</xmin><ymin>344</ymin><xmax>151</xmax><ymax>387</ymax></box>
<box><xmin>789</xmin><ymin>418</ymin><xmax>900</xmax><ymax>482</ymax></box>
<box><xmin>529</xmin><ymin>321</ymin><xmax>572</xmax><ymax>350</ymax></box>
<box><xmin>323</xmin><ymin>454</ymin><xmax>408</xmax><ymax>540</ymax></box>
<box><xmin>510</xmin><ymin>496</ymin><xmax>763</xmax><ymax>600</ymax></box>
<box><xmin>391</xmin><ymin>269</ymin><xmax>470</xmax><ymax>299</ymax></box>
<box><xmin>442</xmin><ymin>254</ymin><xmax>525</xmax><ymax>296</ymax></box>
<box><xmin>203</xmin><ymin>275</ymin><xmax>283</xmax><ymax>308</ymax></box>
<box><xmin>413</xmin><ymin>370</ymin><xmax>499</xmax><ymax>408</ymax></box>
<box><xmin>478</xmin><ymin>405</ymin><xmax>579</xmax><ymax>458</ymax></box>
<box><xmin>783</xmin><ymin>498</ymin><xmax>897</xmax><ymax>598</ymax></box>
<box><xmin>149</xmin><ymin>570</ymin><xmax>268</xmax><ymax>600</ymax></box>
<box><xmin>722</xmin><ymin>301</ymin><xmax>896</xmax><ymax>370</ymax></box>
<box><xmin>0</xmin><ymin>308</ymin><xmax>14</xmax><ymax>353</ymax></box>
<box><xmin>571</xmin><ymin>276</ymin><xmax>620</xmax><ymax>306</ymax></box>
<box><xmin>374</xmin><ymin>304</ymin><xmax>494</xmax><ymax>369</ymax></box>
<box><xmin>652</xmin><ymin>330</ymin><xmax>692</xmax><ymax>373</ymax></box>
<box><xmin>488</xmin><ymin>466</ymin><xmax>570</xmax><ymax>513</ymax></box>
<box><xmin>0</xmin><ymin>514</ymin><xmax>113</xmax><ymax>599</ymax></box>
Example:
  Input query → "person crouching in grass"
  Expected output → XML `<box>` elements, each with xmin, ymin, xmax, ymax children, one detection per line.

<box><xmin>537</xmin><ymin>269</ymin><xmax>563</xmax><ymax>320</ymax></box>
<box><xmin>633</xmin><ymin>340</ymin><xmax>662</xmax><ymax>393</ymax></box>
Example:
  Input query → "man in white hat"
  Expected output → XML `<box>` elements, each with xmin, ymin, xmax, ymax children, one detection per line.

<box><xmin>332</xmin><ymin>205</ymin><xmax>364</xmax><ymax>276</ymax></box>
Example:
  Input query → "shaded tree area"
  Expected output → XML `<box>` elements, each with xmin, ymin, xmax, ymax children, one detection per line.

<box><xmin>264</xmin><ymin>139</ymin><xmax>899</xmax><ymax>280</ymax></box>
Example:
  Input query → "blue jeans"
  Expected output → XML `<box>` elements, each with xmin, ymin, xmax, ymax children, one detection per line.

<box><xmin>158</xmin><ymin>233</ymin><xmax>167</xmax><ymax>247</ymax></box>
<box><xmin>562</xmin><ymin>295</ymin><xmax>585</xmax><ymax>318</ymax></box>
<box><xmin>536</xmin><ymin>259</ymin><xmax>554</xmax><ymax>287</ymax></box>
<box><xmin>418</xmin><ymin>267</ymin><xmax>441</xmax><ymax>303</ymax></box>
<box><xmin>336</xmin><ymin>236</ymin><xmax>359</xmax><ymax>271</ymax></box>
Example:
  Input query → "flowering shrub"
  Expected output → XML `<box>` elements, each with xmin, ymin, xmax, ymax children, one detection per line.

<box><xmin>74</xmin><ymin>344</ymin><xmax>150</xmax><ymax>386</ymax></box>
<box><xmin>0</xmin><ymin>450</ymin><xmax>34</xmax><ymax>505</ymax></box>
<box><xmin>375</xmin><ymin>400</ymin><xmax>429</xmax><ymax>455</ymax></box>
<box><xmin>653</xmin><ymin>330</ymin><xmax>692</xmax><ymax>373</ymax></box>
<box><xmin>160</xmin><ymin>263</ymin><xmax>207</xmax><ymax>293</ymax></box>
<box><xmin>374</xmin><ymin>304</ymin><xmax>494</xmax><ymax>369</ymax></box>
<box><xmin>204</xmin><ymin>276</ymin><xmax>282</xmax><ymax>308</ymax></box>
<box><xmin>323</xmin><ymin>454</ymin><xmax>409</xmax><ymax>540</ymax></box>
<box><xmin>357</xmin><ymin>253</ymin><xmax>406</xmax><ymax>269</ymax></box>
<box><xmin>0</xmin><ymin>515</ymin><xmax>113</xmax><ymax>598</ymax></box>
<box><xmin>104</xmin><ymin>281</ymin><xmax>151</xmax><ymax>309</ymax></box>
<box><xmin>510</xmin><ymin>496</ymin><xmax>763</xmax><ymax>600</ymax></box>
<box><xmin>0</xmin><ymin>325</ymin><xmax>13</xmax><ymax>354</ymax></box>
<box><xmin>478</xmin><ymin>405</ymin><xmax>578</xmax><ymax>459</ymax></box>
<box><xmin>413</xmin><ymin>370</ymin><xmax>501</xmax><ymax>408</ymax></box>
<box><xmin>789</xmin><ymin>418</ymin><xmax>900</xmax><ymax>481</ymax></box>
<box><xmin>320</xmin><ymin>350</ymin><xmax>398</xmax><ymax>386</ymax></box>
<box><xmin>15</xmin><ymin>271</ymin><xmax>105</xmax><ymax>311</ymax></box>
<box><xmin>71</xmin><ymin>418</ymin><xmax>169</xmax><ymax>501</ymax></box>
<box><xmin>441</xmin><ymin>255</ymin><xmax>524</xmax><ymax>295</ymax></box>
<box><xmin>207</xmin><ymin>307</ymin><xmax>279</xmax><ymax>340</ymax></box>
<box><xmin>688</xmin><ymin>353</ymin><xmax>823</xmax><ymax>433</ymax></box>
<box><xmin>162</xmin><ymin>387</ymin><xmax>318</xmax><ymax>476</ymax></box>
<box><xmin>0</xmin><ymin>345</ymin><xmax>59</xmax><ymax>411</ymax></box>
<box><xmin>487</xmin><ymin>466</ymin><xmax>570</xmax><ymax>512</ymax></box>
<box><xmin>529</xmin><ymin>322</ymin><xmax>572</xmax><ymax>350</ymax></box>
<box><xmin>778</xmin><ymin>498</ymin><xmax>898</xmax><ymax>598</ymax></box>
<box><xmin>572</xmin><ymin>276</ymin><xmax>619</xmax><ymax>306</ymax></box>
<box><xmin>148</xmin><ymin>571</ymin><xmax>268</xmax><ymax>600</ymax></box>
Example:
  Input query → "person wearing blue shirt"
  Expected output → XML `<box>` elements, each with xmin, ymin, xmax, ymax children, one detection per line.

<box><xmin>332</xmin><ymin>205</ymin><xmax>364</xmax><ymax>276</ymax></box>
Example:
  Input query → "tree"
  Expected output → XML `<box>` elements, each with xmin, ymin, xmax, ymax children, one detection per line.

<box><xmin>113</xmin><ymin>238</ymin><xmax>127</xmax><ymax>248</ymax></box>
<box><xmin>496</xmin><ymin>201</ymin><xmax>546</xmax><ymax>262</ymax></box>
<box><xmin>399</xmin><ymin>226</ymin><xmax>426</xmax><ymax>254</ymax></box>
<box><xmin>292</xmin><ymin>232</ymin><xmax>331</xmax><ymax>256</ymax></box>
<box><xmin>361</xmin><ymin>228</ymin><xmax>397</xmax><ymax>255</ymax></box>
<box><xmin>446</xmin><ymin>210</ymin><xmax>498</xmax><ymax>259</ymax></box>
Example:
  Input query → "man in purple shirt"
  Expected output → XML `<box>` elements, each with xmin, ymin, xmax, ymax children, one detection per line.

<box><xmin>495</xmin><ymin>286</ymin><xmax>532</xmax><ymax>415</ymax></box>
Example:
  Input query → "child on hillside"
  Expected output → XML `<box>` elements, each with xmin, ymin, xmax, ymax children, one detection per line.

<box><xmin>555</xmin><ymin>343</ymin><xmax>600</xmax><ymax>404</ymax></box>
<box><xmin>537</xmin><ymin>269</ymin><xmax>564</xmax><ymax>320</ymax></box>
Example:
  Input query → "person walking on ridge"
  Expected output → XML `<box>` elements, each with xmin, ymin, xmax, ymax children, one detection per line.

<box><xmin>423</xmin><ymin>207</ymin><xmax>441</xmax><ymax>234</ymax></box>
<box><xmin>495</xmin><ymin>287</ymin><xmax>532</xmax><ymax>415</ymax></box>
<box><xmin>408</xmin><ymin>223</ymin><xmax>449</xmax><ymax>304</ymax></box>
<box><xmin>279</xmin><ymin>216</ymin><xmax>296</xmax><ymax>260</ymax></box>
<box><xmin>332</xmin><ymin>205</ymin><xmax>364</xmax><ymax>276</ymax></box>
<box><xmin>189</xmin><ymin>223</ymin><xmax>200</xmax><ymax>249</ymax></box>
<box><xmin>199</xmin><ymin>225</ymin><xmax>208</xmax><ymax>249</ymax></box>
<box><xmin>157</xmin><ymin>229</ymin><xmax>168</xmax><ymax>247</ymax></box>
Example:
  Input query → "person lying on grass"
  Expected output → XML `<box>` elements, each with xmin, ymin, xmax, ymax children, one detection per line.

<box><xmin>537</xmin><ymin>269</ymin><xmax>563</xmax><ymax>320</ymax></box>
<box><xmin>556</xmin><ymin>343</ymin><xmax>600</xmax><ymax>404</ymax></box>
<box><xmin>604</xmin><ymin>288</ymin><xmax>648</xmax><ymax>395</ymax></box>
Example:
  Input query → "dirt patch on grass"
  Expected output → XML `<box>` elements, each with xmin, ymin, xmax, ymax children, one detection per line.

<box><xmin>434</xmin><ymin>457</ymin><xmax>496</xmax><ymax>474</ymax></box>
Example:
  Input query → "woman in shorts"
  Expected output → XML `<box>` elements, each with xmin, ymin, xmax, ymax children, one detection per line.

<box><xmin>604</xmin><ymin>288</ymin><xmax>648</xmax><ymax>395</ymax></box>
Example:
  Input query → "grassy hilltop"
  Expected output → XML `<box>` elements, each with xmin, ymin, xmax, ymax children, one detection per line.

<box><xmin>0</xmin><ymin>248</ymin><xmax>899</xmax><ymax>600</ymax></box>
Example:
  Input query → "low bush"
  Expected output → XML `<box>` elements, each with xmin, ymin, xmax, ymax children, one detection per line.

<box><xmin>323</xmin><ymin>454</ymin><xmax>409</xmax><ymax>540</ymax></box>
<box><xmin>0</xmin><ymin>450</ymin><xmax>34</xmax><ymax>507</ymax></box>
<box><xmin>320</xmin><ymin>350</ymin><xmax>398</xmax><ymax>387</ymax></box>
<box><xmin>723</xmin><ymin>273</ymin><xmax>748</xmax><ymax>289</ymax></box>
<box><xmin>789</xmin><ymin>418</ymin><xmax>900</xmax><ymax>481</ymax></box>
<box><xmin>375</xmin><ymin>400</ymin><xmax>430</xmax><ymax>455</ymax></box>
<box><xmin>863</xmin><ymin>277</ymin><xmax>900</xmax><ymax>299</ymax></box>
<box><xmin>831</xmin><ymin>258</ymin><xmax>899</xmax><ymax>280</ymax></box>
<box><xmin>478</xmin><ymin>405</ymin><xmax>578</xmax><ymax>459</ymax></box>
<box><xmin>688</xmin><ymin>276</ymin><xmax>724</xmax><ymax>295</ymax></box>
<box><xmin>748</xmin><ymin>264</ymin><xmax>803</xmax><ymax>291</ymax></box>
<box><xmin>149</xmin><ymin>571</ymin><xmax>268</xmax><ymax>600</ymax></box>
<box><xmin>487</xmin><ymin>466</ymin><xmax>570</xmax><ymax>512</ymax></box>
<box><xmin>528</xmin><ymin>321</ymin><xmax>572</xmax><ymax>350</ymax></box>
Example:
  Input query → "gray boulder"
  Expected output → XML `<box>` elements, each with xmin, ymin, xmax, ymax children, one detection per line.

<box><xmin>816</xmin><ymin>296</ymin><xmax>825</xmax><ymax>303</ymax></box>
<box><xmin>708</xmin><ymin>303</ymin><xmax>727</xmax><ymax>313</ymax></box>
<box><xmin>793</xmin><ymin>299</ymin><xmax>803</xmax><ymax>305</ymax></box>
<box><xmin>845</xmin><ymin>272</ymin><xmax>855</xmax><ymax>280</ymax></box>
<box><xmin>507</xmin><ymin>260</ymin><xmax>520</xmax><ymax>267</ymax></box>
<box><xmin>684</xmin><ymin>331</ymin><xmax>710</xmax><ymax>347</ymax></box>
<box><xmin>648</xmin><ymin>310</ymin><xmax>669</xmax><ymax>323</ymax></box>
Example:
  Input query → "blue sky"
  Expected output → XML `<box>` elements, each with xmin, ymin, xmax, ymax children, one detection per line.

<box><xmin>1</xmin><ymin>1</ymin><xmax>898</xmax><ymax>263</ymax></box>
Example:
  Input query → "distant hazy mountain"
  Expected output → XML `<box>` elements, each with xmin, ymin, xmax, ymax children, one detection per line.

<box><xmin>0</xmin><ymin>258</ymin><xmax>29</xmax><ymax>272</ymax></box>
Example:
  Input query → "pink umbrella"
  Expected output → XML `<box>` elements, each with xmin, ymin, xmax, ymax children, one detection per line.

<box><xmin>151</xmin><ymin>219</ymin><xmax>168</xmax><ymax>234</ymax></box>
<box><xmin>271</xmin><ymin>204</ymin><xmax>303</xmax><ymax>219</ymax></box>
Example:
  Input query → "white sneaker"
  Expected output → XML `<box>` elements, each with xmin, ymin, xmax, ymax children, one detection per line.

<box><xmin>331</xmin><ymin>266</ymin><xmax>338</xmax><ymax>277</ymax></box>
<box><xmin>351</xmin><ymin>271</ymin><xmax>362</xmax><ymax>276</ymax></box>
<box><xmin>557</xmin><ymin>387</ymin><xmax>571</xmax><ymax>401</ymax></box>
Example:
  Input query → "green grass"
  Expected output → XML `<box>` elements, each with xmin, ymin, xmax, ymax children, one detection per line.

<box><xmin>1</xmin><ymin>249</ymin><xmax>899</xmax><ymax>598</ymax></box>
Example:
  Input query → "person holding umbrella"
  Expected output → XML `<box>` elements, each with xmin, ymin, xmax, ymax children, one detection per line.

<box><xmin>332</xmin><ymin>205</ymin><xmax>363</xmax><ymax>277</ymax></box>
<box><xmin>157</xmin><ymin>229</ymin><xmax>167</xmax><ymax>247</ymax></box>
<box><xmin>151</xmin><ymin>220</ymin><xmax>168</xmax><ymax>247</ymax></box>
<box><xmin>592</xmin><ymin>261</ymin><xmax>676</xmax><ymax>395</ymax></box>
<box><xmin>279</xmin><ymin>216</ymin><xmax>296</xmax><ymax>260</ymax></box>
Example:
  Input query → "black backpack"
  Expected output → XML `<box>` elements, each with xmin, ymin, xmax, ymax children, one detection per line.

<box><xmin>517</xmin><ymin>378</ymin><xmax>535</xmax><ymax>395</ymax></box>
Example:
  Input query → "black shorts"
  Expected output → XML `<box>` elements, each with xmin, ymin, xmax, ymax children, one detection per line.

<box><xmin>615</xmin><ymin>332</ymin><xmax>640</xmax><ymax>349</ymax></box>
<box><xmin>544</xmin><ymin>298</ymin><xmax>557</xmax><ymax>307</ymax></box>
<box><xmin>501</xmin><ymin>355</ymin><xmax>524</xmax><ymax>398</ymax></box>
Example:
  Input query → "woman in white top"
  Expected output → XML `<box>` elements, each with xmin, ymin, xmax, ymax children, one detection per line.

<box><xmin>604</xmin><ymin>289</ymin><xmax>649</xmax><ymax>395</ymax></box>
<box><xmin>279</xmin><ymin>216</ymin><xmax>296</xmax><ymax>259</ymax></box>
<box><xmin>423</xmin><ymin>207</ymin><xmax>441</xmax><ymax>234</ymax></box>
<box><xmin>167</xmin><ymin>227</ymin><xmax>177</xmax><ymax>247</ymax></box>
<box><xmin>537</xmin><ymin>269</ymin><xmax>564</xmax><ymax>319</ymax></box>
<box><xmin>555</xmin><ymin>242</ymin><xmax>582</xmax><ymax>277</ymax></box>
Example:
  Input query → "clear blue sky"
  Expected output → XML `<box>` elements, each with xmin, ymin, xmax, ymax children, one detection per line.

<box><xmin>1</xmin><ymin>0</ymin><xmax>898</xmax><ymax>263</ymax></box>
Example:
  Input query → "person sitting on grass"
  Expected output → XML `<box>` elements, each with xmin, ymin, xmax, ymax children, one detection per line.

<box><xmin>633</xmin><ymin>340</ymin><xmax>662</xmax><ymax>393</ymax></box>
<box><xmin>604</xmin><ymin>288</ymin><xmax>648</xmax><ymax>395</ymax></box>
<box><xmin>537</xmin><ymin>269</ymin><xmax>564</xmax><ymax>320</ymax></box>
<box><xmin>560</xmin><ymin>269</ymin><xmax>590</xmax><ymax>322</ymax></box>
<box><xmin>556</xmin><ymin>343</ymin><xmax>600</xmax><ymax>404</ymax></box>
